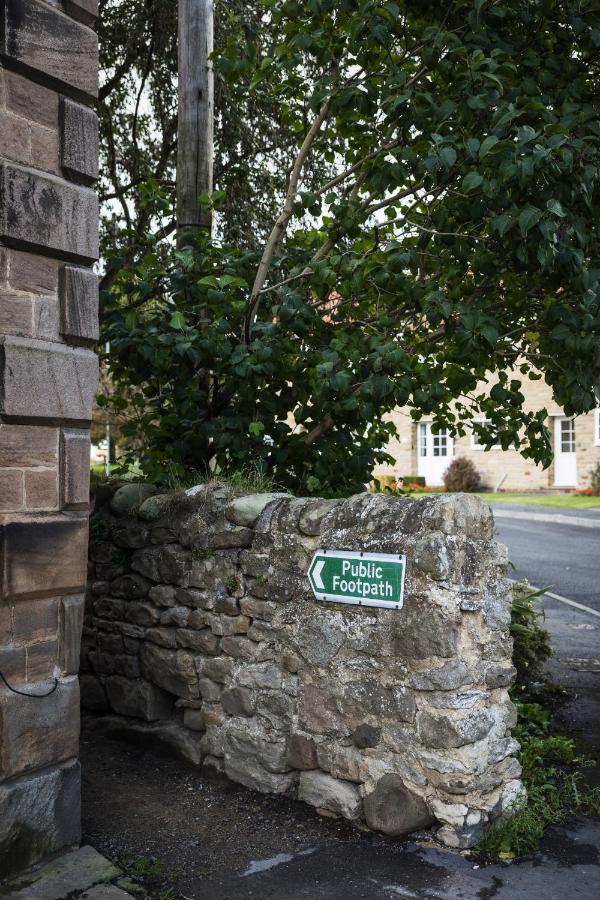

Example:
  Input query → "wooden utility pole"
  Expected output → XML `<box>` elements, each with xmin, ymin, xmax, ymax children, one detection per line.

<box><xmin>177</xmin><ymin>0</ymin><xmax>214</xmax><ymax>236</ymax></box>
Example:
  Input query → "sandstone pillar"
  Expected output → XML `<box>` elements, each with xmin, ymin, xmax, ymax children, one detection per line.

<box><xmin>0</xmin><ymin>0</ymin><xmax>99</xmax><ymax>878</ymax></box>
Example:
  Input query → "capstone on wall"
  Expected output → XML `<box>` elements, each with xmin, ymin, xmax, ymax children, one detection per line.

<box><xmin>0</xmin><ymin>0</ymin><xmax>99</xmax><ymax>878</ymax></box>
<box><xmin>83</xmin><ymin>486</ymin><xmax>522</xmax><ymax>849</ymax></box>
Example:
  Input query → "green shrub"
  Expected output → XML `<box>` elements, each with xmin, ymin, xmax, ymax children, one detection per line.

<box><xmin>511</xmin><ymin>581</ymin><xmax>552</xmax><ymax>689</ymax></box>
<box><xmin>442</xmin><ymin>457</ymin><xmax>481</xmax><ymax>492</ymax></box>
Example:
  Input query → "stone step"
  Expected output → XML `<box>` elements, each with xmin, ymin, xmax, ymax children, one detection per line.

<box><xmin>0</xmin><ymin>845</ymin><xmax>138</xmax><ymax>899</ymax></box>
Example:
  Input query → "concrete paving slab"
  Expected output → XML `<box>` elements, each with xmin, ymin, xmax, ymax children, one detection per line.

<box><xmin>0</xmin><ymin>845</ymin><xmax>134</xmax><ymax>900</ymax></box>
<box><xmin>80</xmin><ymin>886</ymin><xmax>134</xmax><ymax>899</ymax></box>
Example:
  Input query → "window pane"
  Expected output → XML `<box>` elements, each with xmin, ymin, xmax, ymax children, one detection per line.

<box><xmin>560</xmin><ymin>419</ymin><xmax>575</xmax><ymax>452</ymax></box>
<box><xmin>419</xmin><ymin>424</ymin><xmax>427</xmax><ymax>457</ymax></box>
<box><xmin>433</xmin><ymin>430</ymin><xmax>448</xmax><ymax>457</ymax></box>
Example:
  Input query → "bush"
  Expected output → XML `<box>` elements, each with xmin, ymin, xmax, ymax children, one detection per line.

<box><xmin>590</xmin><ymin>461</ymin><xmax>600</xmax><ymax>496</ymax></box>
<box><xmin>511</xmin><ymin>580</ymin><xmax>552</xmax><ymax>690</ymax></box>
<box><xmin>442</xmin><ymin>457</ymin><xmax>481</xmax><ymax>492</ymax></box>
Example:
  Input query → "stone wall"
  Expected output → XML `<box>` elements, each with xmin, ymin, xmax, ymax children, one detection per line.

<box><xmin>83</xmin><ymin>485</ymin><xmax>522</xmax><ymax>849</ymax></box>
<box><xmin>0</xmin><ymin>0</ymin><xmax>98</xmax><ymax>878</ymax></box>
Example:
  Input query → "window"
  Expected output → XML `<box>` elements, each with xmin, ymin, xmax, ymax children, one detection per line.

<box><xmin>432</xmin><ymin>429</ymin><xmax>449</xmax><ymax>457</ymax></box>
<box><xmin>471</xmin><ymin>419</ymin><xmax>502</xmax><ymax>450</ymax></box>
<box><xmin>418</xmin><ymin>423</ymin><xmax>427</xmax><ymax>457</ymax></box>
<box><xmin>595</xmin><ymin>409</ymin><xmax>600</xmax><ymax>446</ymax></box>
<box><xmin>560</xmin><ymin>417</ymin><xmax>575</xmax><ymax>453</ymax></box>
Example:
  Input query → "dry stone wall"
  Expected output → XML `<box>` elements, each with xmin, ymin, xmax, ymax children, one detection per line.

<box><xmin>84</xmin><ymin>486</ymin><xmax>523</xmax><ymax>849</ymax></box>
<box><xmin>0</xmin><ymin>0</ymin><xmax>99</xmax><ymax>878</ymax></box>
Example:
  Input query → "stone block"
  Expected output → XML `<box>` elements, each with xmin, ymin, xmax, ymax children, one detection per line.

<box><xmin>0</xmin><ymin>67</ymin><xmax>58</xmax><ymax>129</ymax></box>
<box><xmin>0</xmin><ymin>109</ymin><xmax>32</xmax><ymax>166</ymax></box>
<box><xmin>417</xmin><ymin>709</ymin><xmax>494</xmax><ymax>750</ymax></box>
<box><xmin>0</xmin><ymin>337</ymin><xmax>98</xmax><ymax>423</ymax></box>
<box><xmin>80</xmin><ymin>673</ymin><xmax>108</xmax><ymax>711</ymax></box>
<box><xmin>61</xmin><ymin>98</ymin><xmax>99</xmax><ymax>182</ymax></box>
<box><xmin>221</xmin><ymin>636</ymin><xmax>257</xmax><ymax>659</ymax></box>
<box><xmin>286</xmin><ymin>733</ymin><xmax>318</xmax><ymax>770</ymax></box>
<box><xmin>0</xmin><ymin>425</ymin><xmax>58</xmax><ymax>467</ymax></box>
<box><xmin>1</xmin><ymin>0</ymin><xmax>98</xmax><ymax>101</ymax></box>
<box><xmin>0</xmin><ymin>644</ymin><xmax>26</xmax><ymax>684</ymax></box>
<box><xmin>110</xmin><ymin>574</ymin><xmax>151</xmax><ymax>599</ymax></box>
<box><xmin>0</xmin><ymin>515</ymin><xmax>88</xmax><ymax>600</ymax></box>
<box><xmin>298</xmin><ymin>771</ymin><xmax>362</xmax><ymax>819</ymax></box>
<box><xmin>26</xmin><ymin>638</ymin><xmax>59</xmax><ymax>681</ymax></box>
<box><xmin>198</xmin><ymin>678</ymin><xmax>222</xmax><ymax>701</ymax></box>
<box><xmin>0</xmin><ymin>163</ymin><xmax>99</xmax><ymax>262</ymax></box>
<box><xmin>224</xmin><ymin>754</ymin><xmax>295</xmax><ymax>795</ymax></box>
<box><xmin>363</xmin><ymin>775</ymin><xmax>434</xmax><ymax>837</ymax></box>
<box><xmin>0</xmin><ymin>469</ymin><xmax>23</xmax><ymax>511</ymax></box>
<box><xmin>0</xmin><ymin>760</ymin><xmax>81</xmax><ymax>879</ymax></box>
<box><xmin>176</xmin><ymin>628</ymin><xmax>219</xmax><ymax>654</ymax></box>
<box><xmin>140</xmin><ymin>643</ymin><xmax>198</xmax><ymax>699</ymax></box>
<box><xmin>30</xmin><ymin>120</ymin><xmax>60</xmax><ymax>175</ymax></box>
<box><xmin>225</xmin><ymin>493</ymin><xmax>289</xmax><ymax>527</ymax></box>
<box><xmin>59</xmin><ymin>594</ymin><xmax>85</xmax><ymax>674</ymax></box>
<box><xmin>111</xmin><ymin>521</ymin><xmax>149</xmax><ymax>549</ymax></box>
<box><xmin>199</xmin><ymin>656</ymin><xmax>234</xmax><ymax>683</ymax></box>
<box><xmin>60</xmin><ymin>265</ymin><xmax>99</xmax><ymax>341</ymax></box>
<box><xmin>0</xmin><ymin>680</ymin><xmax>79</xmax><ymax>779</ymax></box>
<box><xmin>24</xmin><ymin>467</ymin><xmax>58</xmax><ymax>509</ymax></box>
<box><xmin>64</xmin><ymin>0</ymin><xmax>98</xmax><ymax>27</ymax></box>
<box><xmin>222</xmin><ymin>686</ymin><xmax>255</xmax><ymax>717</ymax></box>
<box><xmin>12</xmin><ymin>596</ymin><xmax>59</xmax><ymax>643</ymax></box>
<box><xmin>61</xmin><ymin>429</ymin><xmax>91</xmax><ymax>508</ymax></box>
<box><xmin>110</xmin><ymin>483</ymin><xmax>157</xmax><ymax>516</ymax></box>
<box><xmin>0</xmin><ymin>292</ymin><xmax>34</xmax><ymax>337</ymax></box>
<box><xmin>105</xmin><ymin>676</ymin><xmax>173</xmax><ymax>721</ymax></box>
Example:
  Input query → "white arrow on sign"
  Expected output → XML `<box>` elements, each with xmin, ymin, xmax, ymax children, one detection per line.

<box><xmin>313</xmin><ymin>559</ymin><xmax>325</xmax><ymax>589</ymax></box>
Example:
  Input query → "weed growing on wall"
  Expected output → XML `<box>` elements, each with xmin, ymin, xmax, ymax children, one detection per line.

<box><xmin>479</xmin><ymin>701</ymin><xmax>600</xmax><ymax>858</ymax></box>
<box><xmin>479</xmin><ymin>582</ymin><xmax>600</xmax><ymax>858</ymax></box>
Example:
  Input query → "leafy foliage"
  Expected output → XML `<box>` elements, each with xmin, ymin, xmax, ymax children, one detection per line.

<box><xmin>103</xmin><ymin>0</ymin><xmax>600</xmax><ymax>489</ymax></box>
<box><xmin>479</xmin><ymin>700</ymin><xmax>600</xmax><ymax>858</ymax></box>
<box><xmin>98</xmin><ymin>0</ymin><xmax>331</xmax><ymax>266</ymax></box>
<box><xmin>442</xmin><ymin>456</ymin><xmax>481</xmax><ymax>492</ymax></box>
<box><xmin>478</xmin><ymin>581</ymin><xmax>596</xmax><ymax>859</ymax></box>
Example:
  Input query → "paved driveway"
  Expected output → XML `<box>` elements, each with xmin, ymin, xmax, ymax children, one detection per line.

<box><xmin>493</xmin><ymin>513</ymin><xmax>600</xmax><ymax>612</ymax></box>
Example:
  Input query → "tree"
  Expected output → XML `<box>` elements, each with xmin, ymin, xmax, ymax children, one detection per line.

<box><xmin>98</xmin><ymin>0</ymin><xmax>331</xmax><ymax>272</ymax></box>
<box><xmin>102</xmin><ymin>0</ymin><xmax>600</xmax><ymax>494</ymax></box>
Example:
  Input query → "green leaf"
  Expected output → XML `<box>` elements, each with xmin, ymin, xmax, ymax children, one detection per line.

<box><xmin>479</xmin><ymin>135</ymin><xmax>499</xmax><ymax>158</ymax></box>
<box><xmin>546</xmin><ymin>199</ymin><xmax>566</xmax><ymax>218</ymax></box>
<box><xmin>439</xmin><ymin>146</ymin><xmax>457</xmax><ymax>169</ymax></box>
<box><xmin>492</xmin><ymin>213</ymin><xmax>513</xmax><ymax>237</ymax></box>
<box><xmin>518</xmin><ymin>206</ymin><xmax>542</xmax><ymax>237</ymax></box>
<box><xmin>169</xmin><ymin>311</ymin><xmax>186</xmax><ymax>330</ymax></box>
<box><xmin>462</xmin><ymin>171</ymin><xmax>484</xmax><ymax>193</ymax></box>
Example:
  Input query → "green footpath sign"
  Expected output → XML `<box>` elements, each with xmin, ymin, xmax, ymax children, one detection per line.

<box><xmin>308</xmin><ymin>549</ymin><xmax>406</xmax><ymax>610</ymax></box>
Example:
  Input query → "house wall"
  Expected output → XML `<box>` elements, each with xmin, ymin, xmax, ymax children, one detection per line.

<box><xmin>0</xmin><ymin>0</ymin><xmax>99</xmax><ymax>879</ymax></box>
<box><xmin>376</xmin><ymin>376</ymin><xmax>600</xmax><ymax>491</ymax></box>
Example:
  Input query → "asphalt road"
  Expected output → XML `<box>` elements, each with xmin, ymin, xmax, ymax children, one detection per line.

<box><xmin>494</xmin><ymin>517</ymin><xmax>600</xmax><ymax>611</ymax></box>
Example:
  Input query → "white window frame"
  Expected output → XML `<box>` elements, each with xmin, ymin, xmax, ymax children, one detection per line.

<box><xmin>595</xmin><ymin>408</ymin><xmax>600</xmax><ymax>446</ymax></box>
<box><xmin>470</xmin><ymin>418</ymin><xmax>502</xmax><ymax>450</ymax></box>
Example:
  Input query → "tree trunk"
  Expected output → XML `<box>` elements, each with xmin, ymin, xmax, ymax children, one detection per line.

<box><xmin>177</xmin><ymin>0</ymin><xmax>214</xmax><ymax>237</ymax></box>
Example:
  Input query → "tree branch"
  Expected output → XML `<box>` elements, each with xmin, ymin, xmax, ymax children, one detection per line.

<box><xmin>243</xmin><ymin>94</ymin><xmax>333</xmax><ymax>343</ymax></box>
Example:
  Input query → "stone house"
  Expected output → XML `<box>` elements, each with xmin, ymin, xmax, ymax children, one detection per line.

<box><xmin>375</xmin><ymin>376</ymin><xmax>600</xmax><ymax>491</ymax></box>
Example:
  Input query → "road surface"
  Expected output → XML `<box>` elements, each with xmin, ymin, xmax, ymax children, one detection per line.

<box><xmin>494</xmin><ymin>516</ymin><xmax>600</xmax><ymax>612</ymax></box>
